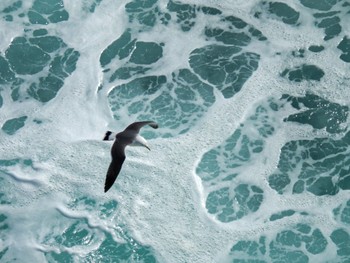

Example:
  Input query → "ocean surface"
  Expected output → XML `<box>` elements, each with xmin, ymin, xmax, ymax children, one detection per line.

<box><xmin>1</xmin><ymin>0</ymin><xmax>350</xmax><ymax>262</ymax></box>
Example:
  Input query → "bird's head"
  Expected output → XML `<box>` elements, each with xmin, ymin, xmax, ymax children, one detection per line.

<box><xmin>103</xmin><ymin>131</ymin><xmax>116</xmax><ymax>141</ymax></box>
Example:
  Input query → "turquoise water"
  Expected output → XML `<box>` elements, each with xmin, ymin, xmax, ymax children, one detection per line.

<box><xmin>1</xmin><ymin>0</ymin><xmax>350</xmax><ymax>262</ymax></box>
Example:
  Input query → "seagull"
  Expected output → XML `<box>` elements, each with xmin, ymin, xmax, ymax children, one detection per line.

<box><xmin>103</xmin><ymin>121</ymin><xmax>158</xmax><ymax>193</ymax></box>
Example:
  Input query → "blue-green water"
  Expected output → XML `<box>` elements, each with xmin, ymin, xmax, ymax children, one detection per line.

<box><xmin>1</xmin><ymin>0</ymin><xmax>350</xmax><ymax>262</ymax></box>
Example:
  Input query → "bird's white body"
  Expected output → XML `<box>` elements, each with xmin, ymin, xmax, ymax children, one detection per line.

<box><xmin>104</xmin><ymin>131</ymin><xmax>150</xmax><ymax>149</ymax></box>
<box><xmin>133</xmin><ymin>134</ymin><xmax>150</xmax><ymax>150</ymax></box>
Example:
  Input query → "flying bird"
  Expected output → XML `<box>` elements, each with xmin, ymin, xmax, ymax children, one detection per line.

<box><xmin>103</xmin><ymin>121</ymin><xmax>158</xmax><ymax>192</ymax></box>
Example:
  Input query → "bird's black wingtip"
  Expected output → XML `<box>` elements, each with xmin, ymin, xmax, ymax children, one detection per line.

<box><xmin>105</xmin><ymin>182</ymin><xmax>114</xmax><ymax>192</ymax></box>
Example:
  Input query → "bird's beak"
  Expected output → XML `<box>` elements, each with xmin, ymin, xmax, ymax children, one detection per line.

<box><xmin>146</xmin><ymin>145</ymin><xmax>151</xmax><ymax>151</ymax></box>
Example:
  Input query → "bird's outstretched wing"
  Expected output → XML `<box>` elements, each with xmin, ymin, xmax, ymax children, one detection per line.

<box><xmin>104</xmin><ymin>141</ymin><xmax>126</xmax><ymax>193</ymax></box>
<box><xmin>125</xmin><ymin>121</ymin><xmax>158</xmax><ymax>133</ymax></box>
<box><xmin>104</xmin><ymin>121</ymin><xmax>158</xmax><ymax>192</ymax></box>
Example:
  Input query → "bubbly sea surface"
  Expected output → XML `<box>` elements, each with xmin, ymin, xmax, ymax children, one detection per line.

<box><xmin>1</xmin><ymin>0</ymin><xmax>350</xmax><ymax>262</ymax></box>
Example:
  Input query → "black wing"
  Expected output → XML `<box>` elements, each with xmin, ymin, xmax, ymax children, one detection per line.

<box><xmin>104</xmin><ymin>157</ymin><xmax>125</xmax><ymax>192</ymax></box>
<box><xmin>104</xmin><ymin>141</ymin><xmax>126</xmax><ymax>193</ymax></box>
<box><xmin>125</xmin><ymin>121</ymin><xmax>158</xmax><ymax>133</ymax></box>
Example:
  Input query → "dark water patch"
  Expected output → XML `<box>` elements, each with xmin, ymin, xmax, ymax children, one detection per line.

<box><xmin>83</xmin><ymin>0</ymin><xmax>102</xmax><ymax>13</ymax></box>
<box><xmin>201</xmin><ymin>6</ymin><xmax>222</xmax><ymax>15</ymax></box>
<box><xmin>100</xmin><ymin>200</ymin><xmax>118</xmax><ymax>218</ymax></box>
<box><xmin>99</xmin><ymin>30</ymin><xmax>162</xmax><ymax>83</ymax></box>
<box><xmin>100</xmin><ymin>30</ymin><xmax>136</xmax><ymax>67</ymax></box>
<box><xmin>267</xmin><ymin>2</ymin><xmax>300</xmax><ymax>25</ymax></box>
<box><xmin>257</xmin><ymin>28</ymin><xmax>271</xmax><ymax>40</ymax></box>
<box><xmin>0</xmin><ymin>214</ymin><xmax>9</xmax><ymax>261</ymax></box>
<box><xmin>32</xmin><ymin>0</ymin><xmax>65</xmax><ymax>15</ymax></box>
<box><xmin>282</xmin><ymin>93</ymin><xmax>348</xmax><ymax>134</ymax></box>
<box><xmin>196</xmin><ymin>99</ymin><xmax>288</xmax><ymax>222</ymax></box>
<box><xmin>316</xmin><ymin>16</ymin><xmax>341</xmax><ymax>40</ymax></box>
<box><xmin>49</xmin><ymin>48</ymin><xmax>80</xmax><ymax>78</ymax></box>
<box><xmin>229</xmin><ymin>224</ymin><xmax>327</xmax><ymax>262</ymax></box>
<box><xmin>54</xmin><ymin>219</ymin><xmax>94</xmax><ymax>248</ymax></box>
<box><xmin>206</xmin><ymin>184</ymin><xmax>263</xmax><ymax>222</ymax></box>
<box><xmin>8</xmin><ymin>79</ymin><xmax>23</xmax><ymax>102</ymax></box>
<box><xmin>281</xmin><ymin>64</ymin><xmax>324</xmax><ymax>82</ymax></box>
<box><xmin>196</xmin><ymin>148</ymin><xmax>222</xmax><ymax>181</ymax></box>
<box><xmin>206</xmin><ymin>15</ymin><xmax>266</xmax><ymax>45</ymax></box>
<box><xmin>29</xmin><ymin>35</ymin><xmax>66</xmax><ymax>53</ymax></box>
<box><xmin>308</xmin><ymin>45</ymin><xmax>324</xmax><ymax>52</ymax></box>
<box><xmin>2</xmin><ymin>1</ymin><xmax>22</xmax><ymax>13</ymax></box>
<box><xmin>33</xmin><ymin>28</ymin><xmax>48</xmax><ymax>36</ymax></box>
<box><xmin>0</xmin><ymin>214</ymin><xmax>8</xmax><ymax>230</ymax></box>
<box><xmin>0</xmin><ymin>247</ymin><xmax>9</xmax><ymax>261</ymax></box>
<box><xmin>189</xmin><ymin>44</ymin><xmax>260</xmax><ymax>98</ymax></box>
<box><xmin>109</xmin><ymin>74</ymin><xmax>166</xmax><ymax>123</ymax></box>
<box><xmin>292</xmin><ymin>49</ymin><xmax>305</xmax><ymax>58</ymax></box>
<box><xmin>330</xmin><ymin>228</ymin><xmax>350</xmax><ymax>259</ymax></box>
<box><xmin>1</xmin><ymin>1</ymin><xmax>22</xmax><ymax>21</ymax></box>
<box><xmin>3</xmin><ymin>15</ymin><xmax>13</xmax><ymax>21</ymax></box>
<box><xmin>69</xmin><ymin>196</ymin><xmax>96</xmax><ymax>210</ymax></box>
<box><xmin>230</xmin><ymin>237</ymin><xmax>267</xmax><ymax>262</ymax></box>
<box><xmin>108</xmin><ymin>69</ymin><xmax>215</xmax><ymax>138</ymax></box>
<box><xmin>41</xmin><ymin>213</ymin><xmax>101</xmax><ymax>258</ymax></box>
<box><xmin>269</xmin><ymin>131</ymin><xmax>350</xmax><ymax>196</ymax></box>
<box><xmin>0</xmin><ymin>158</ymin><xmax>33</xmax><ymax>167</ymax></box>
<box><xmin>167</xmin><ymin>0</ymin><xmax>196</xmax><ymax>31</ymax></box>
<box><xmin>167</xmin><ymin>0</ymin><xmax>259</xmax><ymax>39</ymax></box>
<box><xmin>33</xmin><ymin>119</ymin><xmax>43</xmax><ymax>124</ymax></box>
<box><xmin>68</xmin><ymin>196</ymin><xmax>118</xmax><ymax>219</ymax></box>
<box><xmin>3</xmin><ymin>31</ymin><xmax>80</xmax><ymax>103</ymax></box>
<box><xmin>1</xmin><ymin>116</ymin><xmax>27</xmax><ymax>135</ymax></box>
<box><xmin>197</xmin><ymin>101</ymin><xmax>276</xmax><ymax>182</ymax></box>
<box><xmin>42</xmin><ymin>213</ymin><xmax>160</xmax><ymax>262</ymax></box>
<box><xmin>316</xmin><ymin>16</ymin><xmax>340</xmax><ymax>28</ymax></box>
<box><xmin>6</xmin><ymin>37</ymin><xmax>51</xmax><ymax>75</ymax></box>
<box><xmin>225</xmin><ymin>15</ymin><xmax>248</xmax><ymax>29</ymax></box>
<box><xmin>28</xmin><ymin>75</ymin><xmax>64</xmax><ymax>102</ymax></box>
<box><xmin>274</xmin><ymin>227</ymin><xmax>327</xmax><ymax>255</ymax></box>
<box><xmin>299</xmin><ymin>0</ymin><xmax>342</xmax><ymax>41</ymax></box>
<box><xmin>300</xmin><ymin>0</ymin><xmax>337</xmax><ymax>11</ymax></box>
<box><xmin>313</xmin><ymin>11</ymin><xmax>340</xmax><ymax>18</ymax></box>
<box><xmin>44</xmin><ymin>251</ymin><xmax>73</xmax><ymax>263</ymax></box>
<box><xmin>27</xmin><ymin>10</ymin><xmax>48</xmax><ymax>24</ymax></box>
<box><xmin>126</xmin><ymin>0</ymin><xmax>169</xmax><ymax>28</ymax></box>
<box><xmin>28</xmin><ymin>0</ymin><xmax>69</xmax><ymax>24</ymax></box>
<box><xmin>100</xmin><ymin>2</ymin><xmax>262</xmax><ymax>98</ymax></box>
<box><xmin>99</xmin><ymin>3</ymin><xmax>264</xmax><ymax>141</ymax></box>
<box><xmin>333</xmin><ymin>199</ymin><xmax>350</xmax><ymax>225</ymax></box>
<box><xmin>255</xmin><ymin>2</ymin><xmax>300</xmax><ymax>28</ymax></box>
<box><xmin>0</xmin><ymin>192</ymin><xmax>10</xmax><ymax>205</ymax></box>
<box><xmin>0</xmin><ymin>56</ymin><xmax>16</xmax><ymax>84</ymax></box>
<box><xmin>129</xmin><ymin>42</ymin><xmax>163</xmax><ymax>64</ymax></box>
<box><xmin>269</xmin><ymin>209</ymin><xmax>296</xmax><ymax>221</ymax></box>
<box><xmin>85</xmin><ymin>232</ymin><xmax>159</xmax><ymax>262</ymax></box>
<box><xmin>205</xmin><ymin>28</ymin><xmax>251</xmax><ymax>46</ymax></box>
<box><xmin>324</xmin><ymin>26</ymin><xmax>342</xmax><ymax>40</ymax></box>
<box><xmin>47</xmin><ymin>9</ymin><xmax>69</xmax><ymax>23</ymax></box>
<box><xmin>110</xmin><ymin>66</ymin><xmax>150</xmax><ymax>81</ymax></box>
<box><xmin>337</xmin><ymin>36</ymin><xmax>350</xmax><ymax>63</ymax></box>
